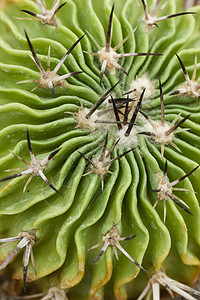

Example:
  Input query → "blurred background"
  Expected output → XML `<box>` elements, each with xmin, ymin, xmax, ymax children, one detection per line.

<box><xmin>1</xmin><ymin>0</ymin><xmax>200</xmax><ymax>9</ymax></box>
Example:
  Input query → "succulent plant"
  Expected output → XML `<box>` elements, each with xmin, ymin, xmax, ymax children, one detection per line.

<box><xmin>0</xmin><ymin>0</ymin><xmax>200</xmax><ymax>299</ymax></box>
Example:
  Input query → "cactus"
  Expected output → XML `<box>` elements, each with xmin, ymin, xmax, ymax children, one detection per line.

<box><xmin>0</xmin><ymin>0</ymin><xmax>200</xmax><ymax>299</ymax></box>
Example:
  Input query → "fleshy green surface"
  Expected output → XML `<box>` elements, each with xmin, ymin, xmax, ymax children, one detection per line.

<box><xmin>0</xmin><ymin>0</ymin><xmax>200</xmax><ymax>299</ymax></box>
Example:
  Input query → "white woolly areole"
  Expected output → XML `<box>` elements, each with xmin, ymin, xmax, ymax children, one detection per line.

<box><xmin>115</xmin><ymin>127</ymin><xmax>139</xmax><ymax>148</ymax></box>
<box><xmin>29</xmin><ymin>159</ymin><xmax>46</xmax><ymax>176</ymax></box>
<box><xmin>137</xmin><ymin>270</ymin><xmax>200</xmax><ymax>300</ymax></box>
<box><xmin>129</xmin><ymin>74</ymin><xmax>155</xmax><ymax>103</ymax></box>
<box><xmin>158</xmin><ymin>173</ymin><xmax>172</xmax><ymax>201</ymax></box>
<box><xmin>90</xmin><ymin>155</ymin><xmax>111</xmax><ymax>177</ymax></box>
<box><xmin>40</xmin><ymin>71</ymin><xmax>66</xmax><ymax>88</ymax></box>
<box><xmin>142</xmin><ymin>15</ymin><xmax>158</xmax><ymax>29</ymax></box>
<box><xmin>144</xmin><ymin>121</ymin><xmax>174</xmax><ymax>145</ymax></box>
<box><xmin>178</xmin><ymin>80</ymin><xmax>200</xmax><ymax>98</ymax></box>
<box><xmin>97</xmin><ymin>47</ymin><xmax>118</xmax><ymax>74</ymax></box>
<box><xmin>74</xmin><ymin>107</ymin><xmax>102</xmax><ymax>131</ymax></box>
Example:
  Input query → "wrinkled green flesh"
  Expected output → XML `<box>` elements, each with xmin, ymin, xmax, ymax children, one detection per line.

<box><xmin>0</xmin><ymin>0</ymin><xmax>200</xmax><ymax>299</ymax></box>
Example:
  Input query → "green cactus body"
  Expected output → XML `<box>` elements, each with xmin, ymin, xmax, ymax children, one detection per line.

<box><xmin>0</xmin><ymin>0</ymin><xmax>200</xmax><ymax>299</ymax></box>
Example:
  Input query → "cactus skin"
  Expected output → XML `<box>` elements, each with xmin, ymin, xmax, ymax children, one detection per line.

<box><xmin>0</xmin><ymin>0</ymin><xmax>200</xmax><ymax>299</ymax></box>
